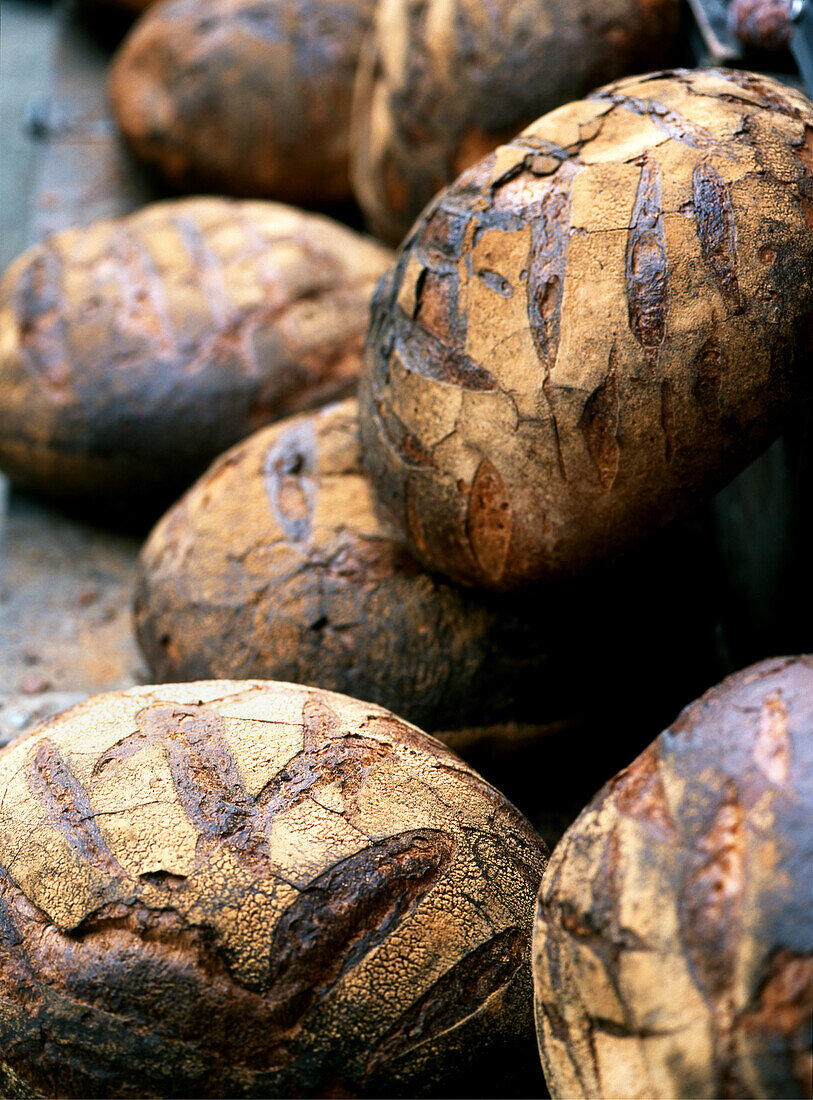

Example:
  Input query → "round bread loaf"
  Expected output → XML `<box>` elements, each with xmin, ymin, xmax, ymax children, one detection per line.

<box><xmin>0</xmin><ymin>680</ymin><xmax>547</xmax><ymax>1098</ymax></box>
<box><xmin>359</xmin><ymin>68</ymin><xmax>813</xmax><ymax>589</ymax></box>
<box><xmin>0</xmin><ymin>198</ymin><xmax>391</xmax><ymax>508</ymax></box>
<box><xmin>134</xmin><ymin>399</ymin><xmax>563</xmax><ymax>731</ymax></box>
<box><xmin>533</xmin><ymin>655</ymin><xmax>813</xmax><ymax>1099</ymax></box>
<box><xmin>351</xmin><ymin>0</ymin><xmax>681</xmax><ymax>243</ymax></box>
<box><xmin>110</xmin><ymin>0</ymin><xmax>376</xmax><ymax>205</ymax></box>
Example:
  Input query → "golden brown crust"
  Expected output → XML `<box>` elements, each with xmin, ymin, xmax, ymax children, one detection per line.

<box><xmin>0</xmin><ymin>680</ymin><xmax>547</xmax><ymax>1098</ymax></box>
<box><xmin>533</xmin><ymin>655</ymin><xmax>813</xmax><ymax>1099</ymax></box>
<box><xmin>0</xmin><ymin>198</ymin><xmax>391</xmax><ymax>505</ymax></box>
<box><xmin>134</xmin><ymin>399</ymin><xmax>568</xmax><ymax>732</ymax></box>
<box><xmin>360</xmin><ymin>69</ymin><xmax>813</xmax><ymax>589</ymax></box>
<box><xmin>110</xmin><ymin>0</ymin><xmax>376</xmax><ymax>204</ymax></box>
<box><xmin>350</xmin><ymin>0</ymin><xmax>682</xmax><ymax>244</ymax></box>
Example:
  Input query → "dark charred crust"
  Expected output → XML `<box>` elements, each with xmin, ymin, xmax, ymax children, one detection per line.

<box><xmin>536</xmin><ymin>658</ymin><xmax>813</xmax><ymax>1098</ymax></box>
<box><xmin>26</xmin><ymin>739</ymin><xmax>124</xmax><ymax>877</ymax></box>
<box><xmin>722</xmin><ymin>71</ymin><xmax>803</xmax><ymax>120</ymax></box>
<box><xmin>359</xmin><ymin>71</ymin><xmax>813</xmax><ymax>592</ymax></box>
<box><xmin>466</xmin><ymin>458</ymin><xmax>511</xmax><ymax>583</ymax></box>
<box><xmin>354</xmin><ymin>0</ymin><xmax>682</xmax><ymax>241</ymax></box>
<box><xmin>415</xmin><ymin>270</ymin><xmax>460</xmax><ymax>346</ymax></box>
<box><xmin>578</xmin><ymin>345</ymin><xmax>620</xmax><ymax>491</ymax></box>
<box><xmin>265</xmin><ymin>830</ymin><xmax>455</xmax><ymax>1018</ymax></box>
<box><xmin>255</xmin><ymin>736</ymin><xmax>394</xmax><ymax>819</ymax></box>
<box><xmin>421</xmin><ymin>207</ymin><xmax>471</xmax><ymax>260</ymax></box>
<box><xmin>625</xmin><ymin>155</ymin><xmax>668</xmax><ymax>367</ymax></box>
<box><xmin>531</xmin><ymin>275</ymin><xmax>562</xmax><ymax>376</ymax></box>
<box><xmin>797</xmin><ymin>126</ymin><xmax>813</xmax><ymax>178</ymax></box>
<box><xmin>692</xmin><ymin>163</ymin><xmax>742</xmax><ymax>314</ymax></box>
<box><xmin>528</xmin><ymin>187</ymin><xmax>572</xmax><ymax>389</ymax></box>
<box><xmin>0</xmin><ymin>866</ymin><xmax>43</xmax><ymax>1013</ymax></box>
<box><xmin>13</xmin><ymin>248</ymin><xmax>70</xmax><ymax>398</ymax></box>
<box><xmin>396</xmin><ymin>316</ymin><xmax>497</xmax><ymax>392</ymax></box>
<box><xmin>111</xmin><ymin>0</ymin><xmax>374</xmax><ymax>204</ymax></box>
<box><xmin>0</xmin><ymin>199</ymin><xmax>390</xmax><ymax>506</ymax></box>
<box><xmin>737</xmin><ymin>951</ymin><xmax>813</xmax><ymax>1096</ymax></box>
<box><xmin>796</xmin><ymin>128</ymin><xmax>813</xmax><ymax>229</ymax></box>
<box><xmin>366</xmin><ymin>926</ymin><xmax>525</xmax><ymax>1074</ymax></box>
<box><xmin>477</xmin><ymin>268</ymin><xmax>514</xmax><ymax>298</ymax></box>
<box><xmin>1</xmin><ymin>683</ymin><xmax>545</xmax><ymax>1099</ymax></box>
<box><xmin>8</xmin><ymin>897</ymin><xmax>315</xmax><ymax>1078</ymax></box>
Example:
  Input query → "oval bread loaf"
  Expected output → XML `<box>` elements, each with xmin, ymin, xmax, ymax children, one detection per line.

<box><xmin>351</xmin><ymin>0</ymin><xmax>681</xmax><ymax>243</ymax></box>
<box><xmin>0</xmin><ymin>198</ymin><xmax>391</xmax><ymax>506</ymax></box>
<box><xmin>110</xmin><ymin>0</ymin><xmax>376</xmax><ymax>205</ymax></box>
<box><xmin>533</xmin><ymin>655</ymin><xmax>813</xmax><ymax>1099</ymax></box>
<box><xmin>0</xmin><ymin>680</ymin><xmax>547</xmax><ymax>1098</ymax></box>
<box><xmin>360</xmin><ymin>68</ymin><xmax>813</xmax><ymax>589</ymax></box>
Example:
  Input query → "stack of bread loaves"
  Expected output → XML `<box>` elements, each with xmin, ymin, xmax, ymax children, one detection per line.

<box><xmin>0</xmin><ymin>0</ymin><xmax>811</xmax><ymax>1091</ymax></box>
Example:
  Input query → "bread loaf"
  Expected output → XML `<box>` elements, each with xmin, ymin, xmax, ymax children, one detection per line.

<box><xmin>110</xmin><ymin>0</ymin><xmax>376</xmax><ymax>205</ymax></box>
<box><xmin>0</xmin><ymin>198</ymin><xmax>391</xmax><ymax>506</ymax></box>
<box><xmin>0</xmin><ymin>680</ymin><xmax>547</xmax><ymax>1097</ymax></box>
<box><xmin>360</xmin><ymin>69</ymin><xmax>813</xmax><ymax>588</ymax></box>
<box><xmin>533</xmin><ymin>656</ymin><xmax>813</xmax><ymax>1099</ymax></box>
